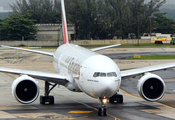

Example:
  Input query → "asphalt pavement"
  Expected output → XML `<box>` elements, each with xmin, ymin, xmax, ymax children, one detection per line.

<box><xmin>0</xmin><ymin>49</ymin><xmax>175</xmax><ymax>119</ymax></box>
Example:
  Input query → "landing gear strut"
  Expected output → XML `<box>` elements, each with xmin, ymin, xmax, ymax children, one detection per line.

<box><xmin>40</xmin><ymin>81</ymin><xmax>57</xmax><ymax>105</ymax></box>
<box><xmin>98</xmin><ymin>97</ymin><xmax>108</xmax><ymax>116</ymax></box>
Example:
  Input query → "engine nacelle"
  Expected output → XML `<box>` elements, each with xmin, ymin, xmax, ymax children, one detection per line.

<box><xmin>137</xmin><ymin>73</ymin><xmax>165</xmax><ymax>102</ymax></box>
<box><xmin>12</xmin><ymin>75</ymin><xmax>39</xmax><ymax>104</ymax></box>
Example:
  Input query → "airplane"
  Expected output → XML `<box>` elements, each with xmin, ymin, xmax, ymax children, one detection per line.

<box><xmin>1</xmin><ymin>0</ymin><xmax>175</xmax><ymax>116</ymax></box>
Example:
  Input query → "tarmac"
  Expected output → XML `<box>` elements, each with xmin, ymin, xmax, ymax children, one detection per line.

<box><xmin>0</xmin><ymin>48</ymin><xmax>175</xmax><ymax>119</ymax></box>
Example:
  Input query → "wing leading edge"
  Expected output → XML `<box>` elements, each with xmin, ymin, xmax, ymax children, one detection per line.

<box><xmin>1</xmin><ymin>45</ymin><xmax>54</xmax><ymax>56</ymax></box>
<box><xmin>121</xmin><ymin>62</ymin><xmax>175</xmax><ymax>78</ymax></box>
<box><xmin>91</xmin><ymin>44</ymin><xmax>121</xmax><ymax>52</ymax></box>
<box><xmin>0</xmin><ymin>67</ymin><xmax>68</xmax><ymax>86</ymax></box>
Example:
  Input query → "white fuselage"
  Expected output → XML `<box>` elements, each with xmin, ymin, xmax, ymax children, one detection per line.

<box><xmin>53</xmin><ymin>44</ymin><xmax>121</xmax><ymax>99</ymax></box>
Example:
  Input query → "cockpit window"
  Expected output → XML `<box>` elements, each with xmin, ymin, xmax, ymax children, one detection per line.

<box><xmin>93</xmin><ymin>72</ymin><xmax>100</xmax><ymax>77</ymax></box>
<box><xmin>100</xmin><ymin>73</ymin><xmax>106</xmax><ymax>77</ymax></box>
<box><xmin>93</xmin><ymin>72</ymin><xmax>117</xmax><ymax>77</ymax></box>
<box><xmin>107</xmin><ymin>72</ymin><xmax>113</xmax><ymax>77</ymax></box>
<box><xmin>112</xmin><ymin>72</ymin><xmax>117</xmax><ymax>77</ymax></box>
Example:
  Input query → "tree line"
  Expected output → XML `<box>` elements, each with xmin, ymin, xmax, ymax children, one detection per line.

<box><xmin>1</xmin><ymin>0</ymin><xmax>175</xmax><ymax>40</ymax></box>
<box><xmin>0</xmin><ymin>14</ymin><xmax>37</xmax><ymax>40</ymax></box>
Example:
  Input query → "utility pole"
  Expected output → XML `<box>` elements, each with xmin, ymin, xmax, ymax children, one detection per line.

<box><xmin>0</xmin><ymin>24</ymin><xmax>1</xmax><ymax>41</ymax></box>
<box><xmin>149</xmin><ymin>19</ymin><xmax>152</xmax><ymax>35</ymax></box>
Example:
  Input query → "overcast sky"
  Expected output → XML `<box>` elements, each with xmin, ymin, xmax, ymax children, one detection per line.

<box><xmin>0</xmin><ymin>0</ymin><xmax>175</xmax><ymax>10</ymax></box>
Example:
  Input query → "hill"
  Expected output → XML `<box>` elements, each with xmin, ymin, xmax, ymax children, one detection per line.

<box><xmin>0</xmin><ymin>12</ymin><xmax>10</xmax><ymax>19</ymax></box>
<box><xmin>159</xmin><ymin>8</ymin><xmax>175</xmax><ymax>20</ymax></box>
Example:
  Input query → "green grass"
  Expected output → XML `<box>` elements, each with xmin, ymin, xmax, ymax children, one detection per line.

<box><xmin>32</xmin><ymin>43</ymin><xmax>175</xmax><ymax>49</ymax></box>
<box><xmin>81</xmin><ymin>43</ymin><xmax>175</xmax><ymax>49</ymax></box>
<box><xmin>40</xmin><ymin>46</ymin><xmax>58</xmax><ymax>49</ymax></box>
<box><xmin>80</xmin><ymin>44</ymin><xmax>112</xmax><ymax>49</ymax></box>
<box><xmin>128</xmin><ymin>55</ymin><xmax>175</xmax><ymax>60</ymax></box>
<box><xmin>112</xmin><ymin>43</ymin><xmax>175</xmax><ymax>48</ymax></box>
<box><xmin>39</xmin><ymin>44</ymin><xmax>175</xmax><ymax>60</ymax></box>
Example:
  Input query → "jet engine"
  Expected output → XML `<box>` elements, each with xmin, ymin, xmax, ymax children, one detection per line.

<box><xmin>137</xmin><ymin>73</ymin><xmax>165</xmax><ymax>101</ymax></box>
<box><xmin>11</xmin><ymin>75</ymin><xmax>39</xmax><ymax>104</ymax></box>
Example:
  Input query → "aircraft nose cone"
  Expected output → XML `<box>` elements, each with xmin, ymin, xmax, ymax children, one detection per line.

<box><xmin>97</xmin><ymin>79</ymin><xmax>119</xmax><ymax>97</ymax></box>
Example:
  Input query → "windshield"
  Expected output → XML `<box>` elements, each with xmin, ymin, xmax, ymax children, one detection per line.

<box><xmin>93</xmin><ymin>72</ymin><xmax>117</xmax><ymax>77</ymax></box>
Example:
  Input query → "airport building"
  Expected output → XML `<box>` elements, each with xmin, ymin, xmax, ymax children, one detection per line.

<box><xmin>0</xmin><ymin>7</ymin><xmax>12</xmax><ymax>13</ymax></box>
<box><xmin>36</xmin><ymin>24</ymin><xmax>75</xmax><ymax>41</ymax></box>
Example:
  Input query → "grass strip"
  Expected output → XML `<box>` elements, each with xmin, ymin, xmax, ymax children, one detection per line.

<box><xmin>81</xmin><ymin>43</ymin><xmax>175</xmax><ymax>49</ymax></box>
<box><xmin>128</xmin><ymin>55</ymin><xmax>175</xmax><ymax>60</ymax></box>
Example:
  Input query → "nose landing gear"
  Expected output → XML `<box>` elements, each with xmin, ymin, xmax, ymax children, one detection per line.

<box><xmin>98</xmin><ymin>97</ymin><xmax>108</xmax><ymax>116</ymax></box>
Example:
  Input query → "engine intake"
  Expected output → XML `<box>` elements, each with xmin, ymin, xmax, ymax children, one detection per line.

<box><xmin>12</xmin><ymin>75</ymin><xmax>39</xmax><ymax>104</ymax></box>
<box><xmin>137</xmin><ymin>73</ymin><xmax>165</xmax><ymax>101</ymax></box>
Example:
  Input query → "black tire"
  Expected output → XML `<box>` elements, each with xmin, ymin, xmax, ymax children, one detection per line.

<box><xmin>40</xmin><ymin>96</ymin><xmax>45</xmax><ymax>105</ymax></box>
<box><xmin>103</xmin><ymin>108</ymin><xmax>107</xmax><ymax>116</ymax></box>
<box><xmin>109</xmin><ymin>97</ymin><xmax>114</xmax><ymax>103</ymax></box>
<box><xmin>109</xmin><ymin>94</ymin><xmax>123</xmax><ymax>104</ymax></box>
<box><xmin>117</xmin><ymin>95</ymin><xmax>123</xmax><ymax>103</ymax></box>
<box><xmin>49</xmin><ymin>96</ymin><xmax>54</xmax><ymax>105</ymax></box>
<box><xmin>40</xmin><ymin>96</ymin><xmax>55</xmax><ymax>105</ymax></box>
<box><xmin>98</xmin><ymin>108</ymin><xmax>102</xmax><ymax>116</ymax></box>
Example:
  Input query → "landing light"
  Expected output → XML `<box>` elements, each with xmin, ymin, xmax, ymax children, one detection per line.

<box><xmin>102</xmin><ymin>98</ymin><xmax>107</xmax><ymax>104</ymax></box>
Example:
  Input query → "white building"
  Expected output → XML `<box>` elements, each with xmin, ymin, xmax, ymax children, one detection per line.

<box><xmin>0</xmin><ymin>7</ymin><xmax>12</xmax><ymax>13</ymax></box>
<box><xmin>36</xmin><ymin>24</ymin><xmax>75</xmax><ymax>41</ymax></box>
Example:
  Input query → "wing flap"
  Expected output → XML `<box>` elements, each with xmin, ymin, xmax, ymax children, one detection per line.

<box><xmin>0</xmin><ymin>67</ymin><xmax>68</xmax><ymax>86</ymax></box>
<box><xmin>121</xmin><ymin>62</ymin><xmax>175</xmax><ymax>78</ymax></box>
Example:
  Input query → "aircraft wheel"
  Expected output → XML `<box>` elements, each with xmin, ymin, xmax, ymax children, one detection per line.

<box><xmin>98</xmin><ymin>108</ymin><xmax>107</xmax><ymax>116</ymax></box>
<box><xmin>109</xmin><ymin>97</ymin><xmax>114</xmax><ymax>103</ymax></box>
<box><xmin>109</xmin><ymin>94</ymin><xmax>123</xmax><ymax>104</ymax></box>
<box><xmin>117</xmin><ymin>94</ymin><xmax>123</xmax><ymax>103</ymax></box>
<box><xmin>103</xmin><ymin>108</ymin><xmax>107</xmax><ymax>116</ymax></box>
<box><xmin>40</xmin><ymin>96</ymin><xmax>45</xmax><ymax>105</ymax></box>
<box><xmin>98</xmin><ymin>108</ymin><xmax>102</xmax><ymax>116</ymax></box>
<box><xmin>49</xmin><ymin>96</ymin><xmax>54</xmax><ymax>105</ymax></box>
<box><xmin>40</xmin><ymin>96</ymin><xmax>54</xmax><ymax>105</ymax></box>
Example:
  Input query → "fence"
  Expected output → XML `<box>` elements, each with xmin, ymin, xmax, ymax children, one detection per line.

<box><xmin>0</xmin><ymin>39</ymin><xmax>151</xmax><ymax>47</ymax></box>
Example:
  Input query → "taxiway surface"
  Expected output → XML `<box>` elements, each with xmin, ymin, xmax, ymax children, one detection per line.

<box><xmin>0</xmin><ymin>48</ymin><xmax>175</xmax><ymax>120</ymax></box>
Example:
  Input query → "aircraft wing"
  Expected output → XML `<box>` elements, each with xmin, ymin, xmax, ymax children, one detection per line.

<box><xmin>0</xmin><ymin>67</ymin><xmax>68</xmax><ymax>86</ymax></box>
<box><xmin>1</xmin><ymin>45</ymin><xmax>54</xmax><ymax>56</ymax></box>
<box><xmin>91</xmin><ymin>44</ymin><xmax>121</xmax><ymax>52</ymax></box>
<box><xmin>121</xmin><ymin>62</ymin><xmax>175</xmax><ymax>78</ymax></box>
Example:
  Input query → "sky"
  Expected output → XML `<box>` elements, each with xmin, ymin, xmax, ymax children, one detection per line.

<box><xmin>0</xmin><ymin>0</ymin><xmax>15</xmax><ymax>10</ymax></box>
<box><xmin>0</xmin><ymin>0</ymin><xmax>175</xmax><ymax>10</ymax></box>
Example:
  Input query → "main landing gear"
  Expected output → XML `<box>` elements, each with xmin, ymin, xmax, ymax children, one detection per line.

<box><xmin>40</xmin><ymin>81</ymin><xmax>57</xmax><ymax>105</ymax></box>
<box><xmin>98</xmin><ymin>94</ymin><xmax>123</xmax><ymax>116</ymax></box>
<box><xmin>109</xmin><ymin>94</ymin><xmax>123</xmax><ymax>104</ymax></box>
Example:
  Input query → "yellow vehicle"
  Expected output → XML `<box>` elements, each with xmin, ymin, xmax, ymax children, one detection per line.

<box><xmin>151</xmin><ymin>37</ymin><xmax>175</xmax><ymax>44</ymax></box>
<box><xmin>170</xmin><ymin>38</ymin><xmax>175</xmax><ymax>45</ymax></box>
